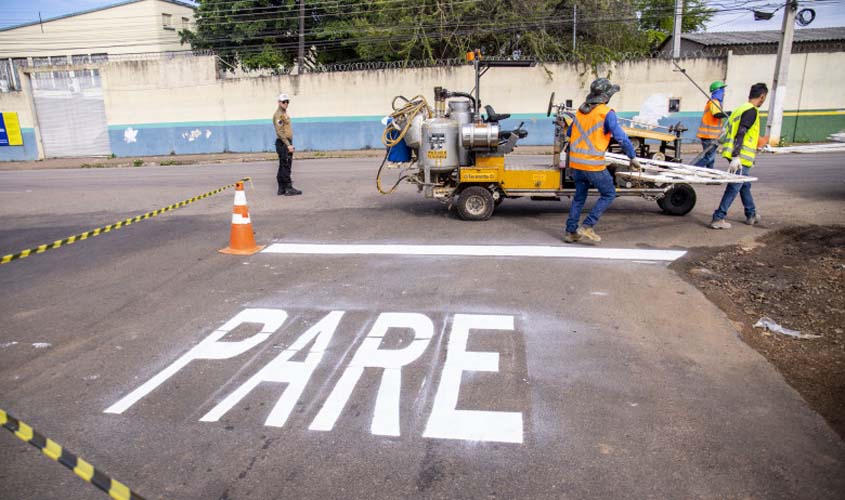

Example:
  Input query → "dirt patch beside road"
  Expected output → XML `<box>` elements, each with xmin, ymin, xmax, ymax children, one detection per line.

<box><xmin>673</xmin><ymin>225</ymin><xmax>845</xmax><ymax>438</ymax></box>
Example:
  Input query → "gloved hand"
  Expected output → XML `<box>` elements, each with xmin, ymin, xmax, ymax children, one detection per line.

<box><xmin>629</xmin><ymin>157</ymin><xmax>642</xmax><ymax>171</ymax></box>
<box><xmin>728</xmin><ymin>157</ymin><xmax>741</xmax><ymax>174</ymax></box>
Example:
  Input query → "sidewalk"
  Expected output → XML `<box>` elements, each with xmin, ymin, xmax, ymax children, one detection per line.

<box><xmin>0</xmin><ymin>145</ymin><xmax>705</xmax><ymax>171</ymax></box>
<box><xmin>0</xmin><ymin>149</ymin><xmax>385</xmax><ymax>171</ymax></box>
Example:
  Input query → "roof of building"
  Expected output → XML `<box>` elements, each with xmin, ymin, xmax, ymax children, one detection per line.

<box><xmin>0</xmin><ymin>0</ymin><xmax>196</xmax><ymax>33</ymax></box>
<box><xmin>671</xmin><ymin>27</ymin><xmax>845</xmax><ymax>47</ymax></box>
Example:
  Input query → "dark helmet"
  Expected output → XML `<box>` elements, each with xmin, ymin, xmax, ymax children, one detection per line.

<box><xmin>585</xmin><ymin>78</ymin><xmax>621</xmax><ymax>104</ymax></box>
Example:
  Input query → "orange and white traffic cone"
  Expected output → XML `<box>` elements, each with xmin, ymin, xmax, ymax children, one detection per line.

<box><xmin>219</xmin><ymin>181</ymin><xmax>265</xmax><ymax>255</ymax></box>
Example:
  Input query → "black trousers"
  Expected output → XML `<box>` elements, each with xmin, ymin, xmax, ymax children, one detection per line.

<box><xmin>275</xmin><ymin>138</ymin><xmax>293</xmax><ymax>188</ymax></box>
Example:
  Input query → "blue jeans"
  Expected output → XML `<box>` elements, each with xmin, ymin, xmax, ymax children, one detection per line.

<box><xmin>713</xmin><ymin>166</ymin><xmax>756</xmax><ymax>221</ymax></box>
<box><xmin>566</xmin><ymin>168</ymin><xmax>617</xmax><ymax>233</ymax></box>
<box><xmin>694</xmin><ymin>138</ymin><xmax>717</xmax><ymax>169</ymax></box>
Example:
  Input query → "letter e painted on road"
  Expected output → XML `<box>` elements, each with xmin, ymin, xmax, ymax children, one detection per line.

<box><xmin>104</xmin><ymin>308</ymin><xmax>287</xmax><ymax>414</ymax></box>
<box><xmin>200</xmin><ymin>311</ymin><xmax>344</xmax><ymax>426</ymax></box>
<box><xmin>309</xmin><ymin>312</ymin><xmax>433</xmax><ymax>436</ymax></box>
<box><xmin>423</xmin><ymin>314</ymin><xmax>523</xmax><ymax>444</ymax></box>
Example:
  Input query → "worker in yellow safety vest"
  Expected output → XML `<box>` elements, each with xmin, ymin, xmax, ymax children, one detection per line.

<box><xmin>694</xmin><ymin>80</ymin><xmax>728</xmax><ymax>169</ymax></box>
<box><xmin>710</xmin><ymin>82</ymin><xmax>769</xmax><ymax>229</ymax></box>
<box><xmin>564</xmin><ymin>78</ymin><xmax>641</xmax><ymax>243</ymax></box>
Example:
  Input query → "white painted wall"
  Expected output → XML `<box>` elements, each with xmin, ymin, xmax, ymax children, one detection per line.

<box><xmin>725</xmin><ymin>52</ymin><xmax>845</xmax><ymax>111</ymax></box>
<box><xmin>11</xmin><ymin>52</ymin><xmax>845</xmax><ymax>128</ymax></box>
<box><xmin>100</xmin><ymin>56</ymin><xmax>734</xmax><ymax>125</ymax></box>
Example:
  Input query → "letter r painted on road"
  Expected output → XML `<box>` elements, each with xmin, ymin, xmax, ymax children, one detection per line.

<box><xmin>309</xmin><ymin>312</ymin><xmax>434</xmax><ymax>436</ymax></box>
<box><xmin>104</xmin><ymin>308</ymin><xmax>288</xmax><ymax>414</ymax></box>
<box><xmin>423</xmin><ymin>314</ymin><xmax>524</xmax><ymax>444</ymax></box>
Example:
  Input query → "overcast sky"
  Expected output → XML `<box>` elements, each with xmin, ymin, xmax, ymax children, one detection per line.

<box><xmin>0</xmin><ymin>0</ymin><xmax>843</xmax><ymax>32</ymax></box>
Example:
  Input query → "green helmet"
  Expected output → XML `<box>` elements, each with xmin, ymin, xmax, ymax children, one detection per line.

<box><xmin>710</xmin><ymin>80</ymin><xmax>727</xmax><ymax>92</ymax></box>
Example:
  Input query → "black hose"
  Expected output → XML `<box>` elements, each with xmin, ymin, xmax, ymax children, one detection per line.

<box><xmin>376</xmin><ymin>147</ymin><xmax>411</xmax><ymax>195</ymax></box>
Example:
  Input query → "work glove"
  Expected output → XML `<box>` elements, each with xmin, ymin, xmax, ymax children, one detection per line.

<box><xmin>629</xmin><ymin>157</ymin><xmax>642</xmax><ymax>171</ymax></box>
<box><xmin>728</xmin><ymin>157</ymin><xmax>741</xmax><ymax>174</ymax></box>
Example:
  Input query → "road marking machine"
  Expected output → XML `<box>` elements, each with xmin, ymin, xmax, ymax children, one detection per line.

<box><xmin>377</xmin><ymin>52</ymin><xmax>756</xmax><ymax>221</ymax></box>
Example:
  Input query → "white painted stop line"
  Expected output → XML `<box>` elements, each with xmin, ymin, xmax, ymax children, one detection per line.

<box><xmin>261</xmin><ymin>243</ymin><xmax>686</xmax><ymax>262</ymax></box>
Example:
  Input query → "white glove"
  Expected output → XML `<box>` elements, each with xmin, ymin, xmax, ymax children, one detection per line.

<box><xmin>629</xmin><ymin>157</ymin><xmax>642</xmax><ymax>171</ymax></box>
<box><xmin>728</xmin><ymin>157</ymin><xmax>741</xmax><ymax>174</ymax></box>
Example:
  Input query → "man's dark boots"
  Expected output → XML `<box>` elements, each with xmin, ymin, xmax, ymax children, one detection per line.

<box><xmin>284</xmin><ymin>186</ymin><xmax>302</xmax><ymax>196</ymax></box>
<box><xmin>277</xmin><ymin>186</ymin><xmax>286</xmax><ymax>195</ymax></box>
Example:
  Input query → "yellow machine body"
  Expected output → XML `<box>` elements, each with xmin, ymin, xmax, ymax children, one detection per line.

<box><xmin>459</xmin><ymin>155</ymin><xmax>559</xmax><ymax>192</ymax></box>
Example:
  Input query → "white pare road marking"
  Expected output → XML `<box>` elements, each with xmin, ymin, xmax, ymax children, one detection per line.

<box><xmin>262</xmin><ymin>243</ymin><xmax>686</xmax><ymax>262</ymax></box>
<box><xmin>105</xmin><ymin>309</ymin><xmax>525</xmax><ymax>444</ymax></box>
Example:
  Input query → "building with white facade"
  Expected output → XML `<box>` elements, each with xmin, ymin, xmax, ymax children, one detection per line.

<box><xmin>0</xmin><ymin>0</ymin><xmax>196</xmax><ymax>91</ymax></box>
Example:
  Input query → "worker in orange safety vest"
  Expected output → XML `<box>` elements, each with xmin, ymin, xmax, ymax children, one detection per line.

<box><xmin>693</xmin><ymin>80</ymin><xmax>728</xmax><ymax>169</ymax></box>
<box><xmin>564</xmin><ymin>78</ymin><xmax>641</xmax><ymax>244</ymax></box>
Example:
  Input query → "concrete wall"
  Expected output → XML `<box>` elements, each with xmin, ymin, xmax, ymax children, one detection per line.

<box><xmin>3</xmin><ymin>51</ymin><xmax>844</xmax><ymax>161</ymax></box>
<box><xmin>0</xmin><ymin>0</ymin><xmax>194</xmax><ymax>58</ymax></box>
<box><xmin>101</xmin><ymin>56</ymin><xmax>732</xmax><ymax>158</ymax></box>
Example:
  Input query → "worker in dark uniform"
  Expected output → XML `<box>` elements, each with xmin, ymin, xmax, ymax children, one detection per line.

<box><xmin>273</xmin><ymin>93</ymin><xmax>301</xmax><ymax>196</ymax></box>
<box><xmin>710</xmin><ymin>82</ymin><xmax>768</xmax><ymax>229</ymax></box>
<box><xmin>564</xmin><ymin>78</ymin><xmax>641</xmax><ymax>243</ymax></box>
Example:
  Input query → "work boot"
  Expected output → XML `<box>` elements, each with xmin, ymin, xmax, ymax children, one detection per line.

<box><xmin>710</xmin><ymin>219</ymin><xmax>731</xmax><ymax>229</ymax></box>
<box><xmin>277</xmin><ymin>187</ymin><xmax>286</xmax><ymax>195</ymax></box>
<box><xmin>745</xmin><ymin>214</ymin><xmax>760</xmax><ymax>226</ymax></box>
<box><xmin>563</xmin><ymin>232</ymin><xmax>582</xmax><ymax>244</ymax></box>
<box><xmin>577</xmin><ymin>226</ymin><xmax>601</xmax><ymax>242</ymax></box>
<box><xmin>284</xmin><ymin>186</ymin><xmax>302</xmax><ymax>196</ymax></box>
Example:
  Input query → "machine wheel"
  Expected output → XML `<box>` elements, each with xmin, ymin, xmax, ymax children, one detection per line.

<box><xmin>456</xmin><ymin>186</ymin><xmax>495</xmax><ymax>221</ymax></box>
<box><xmin>649</xmin><ymin>151</ymin><xmax>666</xmax><ymax>162</ymax></box>
<box><xmin>658</xmin><ymin>184</ymin><xmax>696</xmax><ymax>216</ymax></box>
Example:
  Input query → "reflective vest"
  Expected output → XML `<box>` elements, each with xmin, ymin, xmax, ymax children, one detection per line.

<box><xmin>722</xmin><ymin>101</ymin><xmax>760</xmax><ymax>168</ymax></box>
<box><xmin>569</xmin><ymin>103</ymin><xmax>611</xmax><ymax>171</ymax></box>
<box><xmin>696</xmin><ymin>99</ymin><xmax>723</xmax><ymax>140</ymax></box>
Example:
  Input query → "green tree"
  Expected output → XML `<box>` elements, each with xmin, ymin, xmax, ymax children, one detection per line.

<box><xmin>180</xmin><ymin>0</ymin><xmax>301</xmax><ymax>72</ymax></box>
<box><xmin>635</xmin><ymin>0</ymin><xmax>713</xmax><ymax>47</ymax></box>
<box><xmin>311</xmin><ymin>0</ymin><xmax>651</xmax><ymax>64</ymax></box>
<box><xmin>181</xmin><ymin>0</ymin><xmax>708</xmax><ymax>70</ymax></box>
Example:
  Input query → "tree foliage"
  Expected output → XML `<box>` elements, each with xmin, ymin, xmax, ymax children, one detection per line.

<box><xmin>635</xmin><ymin>0</ymin><xmax>713</xmax><ymax>46</ymax></box>
<box><xmin>180</xmin><ymin>0</ymin><xmax>713</xmax><ymax>71</ymax></box>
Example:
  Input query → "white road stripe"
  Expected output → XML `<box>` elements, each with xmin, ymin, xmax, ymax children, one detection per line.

<box><xmin>261</xmin><ymin>243</ymin><xmax>685</xmax><ymax>262</ymax></box>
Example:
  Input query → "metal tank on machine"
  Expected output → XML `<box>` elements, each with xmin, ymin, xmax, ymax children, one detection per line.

<box><xmin>447</xmin><ymin>99</ymin><xmax>473</xmax><ymax>166</ymax></box>
<box><xmin>419</xmin><ymin>118</ymin><xmax>460</xmax><ymax>173</ymax></box>
<box><xmin>419</xmin><ymin>88</ymin><xmax>461</xmax><ymax>173</ymax></box>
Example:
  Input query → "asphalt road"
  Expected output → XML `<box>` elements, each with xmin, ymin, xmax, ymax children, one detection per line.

<box><xmin>1</xmin><ymin>152</ymin><xmax>843</xmax><ymax>499</ymax></box>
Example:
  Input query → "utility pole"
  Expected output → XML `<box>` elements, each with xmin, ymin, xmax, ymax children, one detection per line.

<box><xmin>766</xmin><ymin>0</ymin><xmax>798</xmax><ymax>146</ymax></box>
<box><xmin>298</xmin><ymin>0</ymin><xmax>305</xmax><ymax>74</ymax></box>
<box><xmin>672</xmin><ymin>0</ymin><xmax>683</xmax><ymax>59</ymax></box>
<box><xmin>572</xmin><ymin>4</ymin><xmax>577</xmax><ymax>52</ymax></box>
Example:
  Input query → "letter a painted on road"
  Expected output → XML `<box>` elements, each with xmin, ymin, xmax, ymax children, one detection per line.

<box><xmin>200</xmin><ymin>311</ymin><xmax>345</xmax><ymax>427</ymax></box>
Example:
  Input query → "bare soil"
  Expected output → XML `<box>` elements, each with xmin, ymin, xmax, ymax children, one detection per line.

<box><xmin>672</xmin><ymin>225</ymin><xmax>845</xmax><ymax>438</ymax></box>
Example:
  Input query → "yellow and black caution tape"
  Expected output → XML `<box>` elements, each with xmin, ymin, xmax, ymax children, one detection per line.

<box><xmin>0</xmin><ymin>408</ymin><xmax>147</xmax><ymax>500</ymax></box>
<box><xmin>0</xmin><ymin>177</ymin><xmax>251</xmax><ymax>266</ymax></box>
